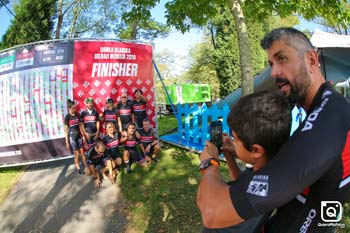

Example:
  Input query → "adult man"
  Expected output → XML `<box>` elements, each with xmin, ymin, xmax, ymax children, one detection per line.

<box><xmin>197</xmin><ymin>27</ymin><xmax>350</xmax><ymax>232</ymax></box>
<box><xmin>116</xmin><ymin>92</ymin><xmax>134</xmax><ymax>132</ymax></box>
<box><xmin>132</xmin><ymin>89</ymin><xmax>148</xmax><ymax>129</ymax></box>
<box><xmin>136</xmin><ymin>118</ymin><xmax>161</xmax><ymax>162</ymax></box>
<box><xmin>79</xmin><ymin>97</ymin><xmax>100</xmax><ymax>147</ymax></box>
<box><xmin>86</xmin><ymin>140</ymin><xmax>114</xmax><ymax>187</ymax></box>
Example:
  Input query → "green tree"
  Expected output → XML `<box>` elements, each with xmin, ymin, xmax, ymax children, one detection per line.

<box><xmin>127</xmin><ymin>0</ymin><xmax>349</xmax><ymax>96</ymax></box>
<box><xmin>182</xmin><ymin>36</ymin><xmax>220</xmax><ymax>99</ymax></box>
<box><xmin>183</xmin><ymin>12</ymin><xmax>299</xmax><ymax>98</ymax></box>
<box><xmin>154</xmin><ymin>49</ymin><xmax>181</xmax><ymax>104</ymax></box>
<box><xmin>55</xmin><ymin>0</ymin><xmax>169</xmax><ymax>40</ymax></box>
<box><xmin>56</xmin><ymin>0</ymin><xmax>128</xmax><ymax>38</ymax></box>
<box><xmin>0</xmin><ymin>0</ymin><xmax>11</xmax><ymax>12</ymax></box>
<box><xmin>0</xmin><ymin>0</ymin><xmax>56</xmax><ymax>49</ymax></box>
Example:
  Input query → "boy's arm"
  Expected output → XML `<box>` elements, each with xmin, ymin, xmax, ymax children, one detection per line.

<box><xmin>197</xmin><ymin>141</ymin><xmax>244</xmax><ymax>228</ymax></box>
<box><xmin>222</xmin><ymin>133</ymin><xmax>241</xmax><ymax>181</ymax></box>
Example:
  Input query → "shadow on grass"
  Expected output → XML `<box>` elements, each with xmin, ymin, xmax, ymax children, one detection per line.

<box><xmin>119</xmin><ymin>143</ymin><xmax>204</xmax><ymax>233</ymax></box>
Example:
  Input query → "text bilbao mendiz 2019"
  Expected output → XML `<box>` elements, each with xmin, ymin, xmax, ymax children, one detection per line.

<box><xmin>0</xmin><ymin>40</ymin><xmax>155</xmax><ymax>165</ymax></box>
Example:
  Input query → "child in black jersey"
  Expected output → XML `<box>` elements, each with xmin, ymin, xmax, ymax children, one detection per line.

<box><xmin>64</xmin><ymin>99</ymin><xmax>88</xmax><ymax>174</ymax></box>
<box><xmin>120</xmin><ymin>122</ymin><xmax>148</xmax><ymax>173</ymax></box>
<box><xmin>100</xmin><ymin>98</ymin><xmax>119</xmax><ymax>136</ymax></box>
<box><xmin>103</xmin><ymin>122</ymin><xmax>122</xmax><ymax>177</ymax></box>
<box><xmin>199</xmin><ymin>91</ymin><xmax>292</xmax><ymax>232</ymax></box>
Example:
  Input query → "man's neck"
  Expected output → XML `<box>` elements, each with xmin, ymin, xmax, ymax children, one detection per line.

<box><xmin>300</xmin><ymin>75</ymin><xmax>326</xmax><ymax>111</ymax></box>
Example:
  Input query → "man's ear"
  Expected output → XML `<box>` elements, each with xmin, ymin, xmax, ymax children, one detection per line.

<box><xmin>306</xmin><ymin>49</ymin><xmax>319</xmax><ymax>73</ymax></box>
<box><xmin>251</xmin><ymin>144</ymin><xmax>266</xmax><ymax>159</ymax></box>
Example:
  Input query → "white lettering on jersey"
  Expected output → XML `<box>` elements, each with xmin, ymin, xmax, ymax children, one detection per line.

<box><xmin>300</xmin><ymin>209</ymin><xmax>316</xmax><ymax>233</ymax></box>
<box><xmin>301</xmin><ymin>98</ymin><xmax>329</xmax><ymax>132</ymax></box>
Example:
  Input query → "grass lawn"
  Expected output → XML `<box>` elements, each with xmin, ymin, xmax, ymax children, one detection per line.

<box><xmin>0</xmin><ymin>114</ymin><xmax>349</xmax><ymax>233</ymax></box>
<box><xmin>0</xmin><ymin>166</ymin><xmax>26</xmax><ymax>205</ymax></box>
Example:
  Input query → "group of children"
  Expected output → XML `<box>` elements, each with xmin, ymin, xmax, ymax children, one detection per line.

<box><xmin>64</xmin><ymin>89</ymin><xmax>161</xmax><ymax>188</ymax></box>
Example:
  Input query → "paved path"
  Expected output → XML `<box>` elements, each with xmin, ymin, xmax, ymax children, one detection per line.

<box><xmin>0</xmin><ymin>159</ymin><xmax>128</xmax><ymax>233</ymax></box>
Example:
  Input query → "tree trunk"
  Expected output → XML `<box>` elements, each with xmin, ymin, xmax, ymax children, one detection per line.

<box><xmin>130</xmin><ymin>21</ymin><xmax>138</xmax><ymax>40</ymax></box>
<box><xmin>227</xmin><ymin>0</ymin><xmax>253</xmax><ymax>96</ymax></box>
<box><xmin>55</xmin><ymin>0</ymin><xmax>63</xmax><ymax>39</ymax></box>
<box><xmin>69</xmin><ymin>0</ymin><xmax>80</xmax><ymax>38</ymax></box>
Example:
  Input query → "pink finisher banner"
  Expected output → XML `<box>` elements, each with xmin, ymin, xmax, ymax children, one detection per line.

<box><xmin>0</xmin><ymin>40</ymin><xmax>155</xmax><ymax>165</ymax></box>
<box><xmin>73</xmin><ymin>41</ymin><xmax>155</xmax><ymax>124</ymax></box>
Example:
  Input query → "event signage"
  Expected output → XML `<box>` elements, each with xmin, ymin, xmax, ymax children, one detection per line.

<box><xmin>0</xmin><ymin>40</ymin><xmax>154</xmax><ymax>165</ymax></box>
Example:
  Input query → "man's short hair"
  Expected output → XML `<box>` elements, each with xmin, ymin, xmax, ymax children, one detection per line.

<box><xmin>260</xmin><ymin>27</ymin><xmax>315</xmax><ymax>57</ymax></box>
<box><xmin>227</xmin><ymin>91</ymin><xmax>291</xmax><ymax>159</ymax></box>
<box><xmin>95</xmin><ymin>140</ymin><xmax>105</xmax><ymax>149</ymax></box>
<box><xmin>85</xmin><ymin>97</ymin><xmax>94</xmax><ymax>104</ymax></box>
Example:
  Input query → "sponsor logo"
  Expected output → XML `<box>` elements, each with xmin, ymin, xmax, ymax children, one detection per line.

<box><xmin>322</xmin><ymin>90</ymin><xmax>332</xmax><ymax>99</ymax></box>
<box><xmin>300</xmin><ymin>209</ymin><xmax>316</xmax><ymax>233</ymax></box>
<box><xmin>246</xmin><ymin>175</ymin><xmax>269</xmax><ymax>197</ymax></box>
<box><xmin>301</xmin><ymin>98</ymin><xmax>329</xmax><ymax>132</ymax></box>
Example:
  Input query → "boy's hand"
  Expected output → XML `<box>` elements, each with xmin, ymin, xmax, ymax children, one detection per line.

<box><xmin>222</xmin><ymin>133</ymin><xmax>236</xmax><ymax>158</ymax></box>
<box><xmin>200</xmin><ymin>141</ymin><xmax>219</xmax><ymax>161</ymax></box>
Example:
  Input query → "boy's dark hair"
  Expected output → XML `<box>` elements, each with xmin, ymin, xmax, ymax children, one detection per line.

<box><xmin>126</xmin><ymin>122</ymin><xmax>136</xmax><ymax>129</ymax></box>
<box><xmin>260</xmin><ymin>27</ymin><xmax>315</xmax><ymax>58</ymax></box>
<box><xmin>67</xmin><ymin>99</ymin><xmax>75</xmax><ymax>109</ymax></box>
<box><xmin>134</xmin><ymin>89</ymin><xmax>142</xmax><ymax>95</ymax></box>
<box><xmin>227</xmin><ymin>91</ymin><xmax>291</xmax><ymax>159</ymax></box>
<box><xmin>142</xmin><ymin>118</ymin><xmax>150</xmax><ymax>123</ymax></box>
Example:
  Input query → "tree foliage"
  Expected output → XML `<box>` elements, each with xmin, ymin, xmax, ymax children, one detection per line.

<box><xmin>55</xmin><ymin>0</ymin><xmax>169</xmax><ymax>40</ymax></box>
<box><xmin>154</xmin><ymin>49</ymin><xmax>181</xmax><ymax>104</ymax></box>
<box><xmin>56</xmin><ymin>0</ymin><xmax>128</xmax><ymax>38</ymax></box>
<box><xmin>183</xmin><ymin>10</ymin><xmax>299</xmax><ymax>99</ymax></box>
<box><xmin>0</xmin><ymin>0</ymin><xmax>56</xmax><ymax>49</ymax></box>
<box><xmin>0</xmin><ymin>0</ymin><xmax>10</xmax><ymax>11</ymax></box>
<box><xmin>182</xmin><ymin>37</ymin><xmax>220</xmax><ymax>98</ymax></box>
<box><xmin>128</xmin><ymin>0</ymin><xmax>350</xmax><ymax>96</ymax></box>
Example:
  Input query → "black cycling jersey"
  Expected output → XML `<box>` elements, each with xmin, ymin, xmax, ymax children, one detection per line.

<box><xmin>123</xmin><ymin>133</ymin><xmax>139</xmax><ymax>150</ymax></box>
<box><xmin>138</xmin><ymin>128</ymin><xmax>157</xmax><ymax>147</ymax></box>
<box><xmin>103</xmin><ymin>133</ymin><xmax>121</xmax><ymax>160</ymax></box>
<box><xmin>86</xmin><ymin>145</ymin><xmax>110</xmax><ymax>166</ymax></box>
<box><xmin>64</xmin><ymin>113</ymin><xmax>80</xmax><ymax>138</ymax></box>
<box><xmin>229</xmin><ymin>82</ymin><xmax>350</xmax><ymax>233</ymax></box>
<box><xmin>80</xmin><ymin>109</ymin><xmax>100</xmax><ymax>134</ymax></box>
<box><xmin>103</xmin><ymin>108</ymin><xmax>119</xmax><ymax>124</ymax></box>
<box><xmin>117</xmin><ymin>100</ymin><xmax>133</xmax><ymax>126</ymax></box>
<box><xmin>132</xmin><ymin>99</ymin><xmax>147</xmax><ymax>127</ymax></box>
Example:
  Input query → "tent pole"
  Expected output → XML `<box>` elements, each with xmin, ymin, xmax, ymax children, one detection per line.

<box><xmin>152</xmin><ymin>60</ymin><xmax>178</xmax><ymax>117</ymax></box>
